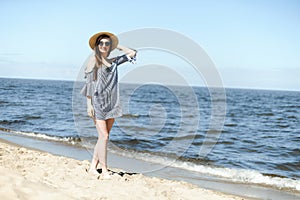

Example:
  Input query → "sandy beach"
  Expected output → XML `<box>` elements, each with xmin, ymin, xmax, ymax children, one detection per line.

<box><xmin>0</xmin><ymin>139</ymin><xmax>251</xmax><ymax>200</ymax></box>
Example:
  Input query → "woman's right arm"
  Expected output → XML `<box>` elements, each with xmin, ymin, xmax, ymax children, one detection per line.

<box><xmin>80</xmin><ymin>69</ymin><xmax>95</xmax><ymax>118</ymax></box>
<box><xmin>86</xmin><ymin>97</ymin><xmax>94</xmax><ymax>118</ymax></box>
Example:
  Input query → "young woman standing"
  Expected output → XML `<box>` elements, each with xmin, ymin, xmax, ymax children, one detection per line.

<box><xmin>81</xmin><ymin>32</ymin><xmax>137</xmax><ymax>179</ymax></box>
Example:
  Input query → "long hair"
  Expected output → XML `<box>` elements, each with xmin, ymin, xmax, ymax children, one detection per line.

<box><xmin>93</xmin><ymin>34</ymin><xmax>112</xmax><ymax>80</ymax></box>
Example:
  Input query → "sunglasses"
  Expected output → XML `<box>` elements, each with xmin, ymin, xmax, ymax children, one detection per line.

<box><xmin>99</xmin><ymin>41</ymin><xmax>111</xmax><ymax>47</ymax></box>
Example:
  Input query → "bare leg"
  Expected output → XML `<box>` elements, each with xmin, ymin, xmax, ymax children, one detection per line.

<box><xmin>88</xmin><ymin>141</ymin><xmax>100</xmax><ymax>175</ymax></box>
<box><xmin>88</xmin><ymin>118</ymin><xmax>114</xmax><ymax>177</ymax></box>
<box><xmin>95</xmin><ymin>119</ymin><xmax>115</xmax><ymax>179</ymax></box>
<box><xmin>106</xmin><ymin>118</ymin><xmax>115</xmax><ymax>134</ymax></box>
<box><xmin>88</xmin><ymin>117</ymin><xmax>100</xmax><ymax>175</ymax></box>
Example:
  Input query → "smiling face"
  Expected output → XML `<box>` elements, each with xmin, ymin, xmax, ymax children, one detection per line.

<box><xmin>97</xmin><ymin>38</ymin><xmax>111</xmax><ymax>54</ymax></box>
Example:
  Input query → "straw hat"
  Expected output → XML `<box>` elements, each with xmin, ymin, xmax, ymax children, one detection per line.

<box><xmin>89</xmin><ymin>31</ymin><xmax>119</xmax><ymax>50</ymax></box>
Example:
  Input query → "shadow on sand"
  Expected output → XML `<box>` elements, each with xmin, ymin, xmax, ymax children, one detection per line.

<box><xmin>96</xmin><ymin>168</ymin><xmax>138</xmax><ymax>177</ymax></box>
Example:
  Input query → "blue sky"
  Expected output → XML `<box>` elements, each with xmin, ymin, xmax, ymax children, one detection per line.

<box><xmin>0</xmin><ymin>0</ymin><xmax>299</xmax><ymax>90</ymax></box>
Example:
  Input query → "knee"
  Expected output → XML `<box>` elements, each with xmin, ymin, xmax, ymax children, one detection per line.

<box><xmin>100</xmin><ymin>132</ymin><xmax>109</xmax><ymax>141</ymax></box>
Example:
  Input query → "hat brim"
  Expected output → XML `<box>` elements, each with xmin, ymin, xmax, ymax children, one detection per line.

<box><xmin>89</xmin><ymin>31</ymin><xmax>119</xmax><ymax>50</ymax></box>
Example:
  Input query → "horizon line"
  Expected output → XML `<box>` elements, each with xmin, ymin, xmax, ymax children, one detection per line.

<box><xmin>0</xmin><ymin>76</ymin><xmax>299</xmax><ymax>92</ymax></box>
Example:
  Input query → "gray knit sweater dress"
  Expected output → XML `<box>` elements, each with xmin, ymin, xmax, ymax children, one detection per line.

<box><xmin>80</xmin><ymin>54</ymin><xmax>136</xmax><ymax>120</ymax></box>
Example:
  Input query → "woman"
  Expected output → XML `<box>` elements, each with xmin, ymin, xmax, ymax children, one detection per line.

<box><xmin>81</xmin><ymin>31</ymin><xmax>137</xmax><ymax>179</ymax></box>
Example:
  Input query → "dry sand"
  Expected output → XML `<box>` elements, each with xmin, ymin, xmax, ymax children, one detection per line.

<box><xmin>0</xmin><ymin>139</ymin><xmax>250</xmax><ymax>200</ymax></box>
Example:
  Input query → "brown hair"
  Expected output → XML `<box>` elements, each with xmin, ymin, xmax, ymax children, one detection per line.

<box><xmin>93</xmin><ymin>34</ymin><xmax>112</xmax><ymax>80</ymax></box>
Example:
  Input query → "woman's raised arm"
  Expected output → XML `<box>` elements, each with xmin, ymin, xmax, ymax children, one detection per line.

<box><xmin>117</xmin><ymin>45</ymin><xmax>137</xmax><ymax>58</ymax></box>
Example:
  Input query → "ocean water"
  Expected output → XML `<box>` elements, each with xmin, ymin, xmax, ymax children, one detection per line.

<box><xmin>0</xmin><ymin>77</ymin><xmax>299</xmax><ymax>192</ymax></box>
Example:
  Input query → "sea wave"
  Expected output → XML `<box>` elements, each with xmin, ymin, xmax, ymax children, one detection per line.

<box><xmin>121</xmin><ymin>113</ymin><xmax>140</xmax><ymax>118</ymax></box>
<box><xmin>1</xmin><ymin>127</ymin><xmax>299</xmax><ymax>191</ymax></box>
<box><xmin>0</xmin><ymin>127</ymin><xmax>81</xmax><ymax>145</ymax></box>
<box><xmin>109</xmin><ymin>148</ymin><xmax>300</xmax><ymax>192</ymax></box>
<box><xmin>174</xmin><ymin>161</ymin><xmax>300</xmax><ymax>191</ymax></box>
<box><xmin>0</xmin><ymin>119</ymin><xmax>27</xmax><ymax>125</ymax></box>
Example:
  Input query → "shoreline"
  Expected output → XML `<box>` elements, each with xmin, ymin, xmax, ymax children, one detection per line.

<box><xmin>1</xmin><ymin>131</ymin><xmax>300</xmax><ymax>200</ymax></box>
<box><xmin>0</xmin><ymin>138</ymin><xmax>253</xmax><ymax>200</ymax></box>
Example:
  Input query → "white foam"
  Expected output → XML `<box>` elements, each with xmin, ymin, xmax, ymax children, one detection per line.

<box><xmin>109</xmin><ymin>148</ymin><xmax>300</xmax><ymax>191</ymax></box>
<box><xmin>172</xmin><ymin>161</ymin><xmax>300</xmax><ymax>191</ymax></box>
<box><xmin>6</xmin><ymin>129</ymin><xmax>300</xmax><ymax>191</ymax></box>
<box><xmin>9</xmin><ymin>130</ymin><xmax>79</xmax><ymax>145</ymax></box>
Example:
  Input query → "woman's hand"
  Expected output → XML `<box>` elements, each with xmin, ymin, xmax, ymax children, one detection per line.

<box><xmin>87</xmin><ymin>98</ymin><xmax>95</xmax><ymax>118</ymax></box>
<box><xmin>117</xmin><ymin>45</ymin><xmax>137</xmax><ymax>58</ymax></box>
